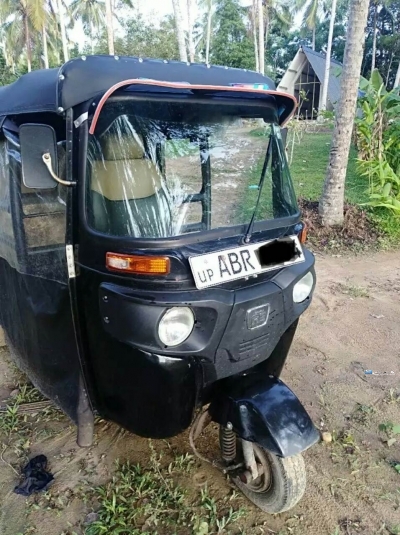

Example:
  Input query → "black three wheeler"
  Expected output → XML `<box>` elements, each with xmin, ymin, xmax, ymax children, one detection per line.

<box><xmin>0</xmin><ymin>55</ymin><xmax>319</xmax><ymax>513</ymax></box>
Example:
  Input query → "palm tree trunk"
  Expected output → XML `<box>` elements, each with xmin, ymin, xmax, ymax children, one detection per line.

<box><xmin>312</xmin><ymin>26</ymin><xmax>316</xmax><ymax>51</ymax></box>
<box><xmin>385</xmin><ymin>50</ymin><xmax>393</xmax><ymax>86</ymax></box>
<box><xmin>91</xmin><ymin>23</ymin><xmax>95</xmax><ymax>55</ymax></box>
<box><xmin>187</xmin><ymin>0</ymin><xmax>195</xmax><ymax>62</ymax></box>
<box><xmin>252</xmin><ymin>0</ymin><xmax>259</xmax><ymax>72</ymax></box>
<box><xmin>264</xmin><ymin>4</ymin><xmax>270</xmax><ymax>59</ymax></box>
<box><xmin>105</xmin><ymin>0</ymin><xmax>115</xmax><ymax>55</ymax></box>
<box><xmin>42</xmin><ymin>23</ymin><xmax>49</xmax><ymax>69</ymax></box>
<box><xmin>319</xmin><ymin>0</ymin><xmax>370</xmax><ymax>226</ymax></box>
<box><xmin>172</xmin><ymin>0</ymin><xmax>188</xmax><ymax>62</ymax></box>
<box><xmin>371</xmin><ymin>3</ymin><xmax>377</xmax><ymax>73</ymax></box>
<box><xmin>257</xmin><ymin>0</ymin><xmax>264</xmax><ymax>74</ymax></box>
<box><xmin>319</xmin><ymin>0</ymin><xmax>337</xmax><ymax>111</ymax></box>
<box><xmin>394</xmin><ymin>61</ymin><xmax>400</xmax><ymax>87</ymax></box>
<box><xmin>56</xmin><ymin>0</ymin><xmax>69</xmax><ymax>62</ymax></box>
<box><xmin>24</xmin><ymin>14</ymin><xmax>32</xmax><ymax>72</ymax></box>
<box><xmin>205</xmin><ymin>1</ymin><xmax>212</xmax><ymax>64</ymax></box>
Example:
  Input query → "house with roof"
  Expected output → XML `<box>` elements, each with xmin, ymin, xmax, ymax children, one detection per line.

<box><xmin>278</xmin><ymin>46</ymin><xmax>343</xmax><ymax>119</ymax></box>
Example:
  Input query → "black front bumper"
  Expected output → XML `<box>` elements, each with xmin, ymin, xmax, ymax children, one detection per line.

<box><xmin>99</xmin><ymin>249</ymin><xmax>315</xmax><ymax>383</ymax></box>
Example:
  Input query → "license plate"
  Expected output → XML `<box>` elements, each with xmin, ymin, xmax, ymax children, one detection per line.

<box><xmin>189</xmin><ymin>235</ymin><xmax>305</xmax><ymax>289</ymax></box>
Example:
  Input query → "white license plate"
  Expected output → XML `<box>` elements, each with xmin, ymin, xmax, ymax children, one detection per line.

<box><xmin>189</xmin><ymin>235</ymin><xmax>305</xmax><ymax>289</ymax></box>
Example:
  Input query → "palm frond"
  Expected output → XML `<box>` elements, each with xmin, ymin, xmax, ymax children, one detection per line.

<box><xmin>273</xmin><ymin>4</ymin><xmax>293</xmax><ymax>28</ymax></box>
<box><xmin>25</xmin><ymin>0</ymin><xmax>47</xmax><ymax>32</ymax></box>
<box><xmin>304</xmin><ymin>0</ymin><xmax>319</xmax><ymax>29</ymax></box>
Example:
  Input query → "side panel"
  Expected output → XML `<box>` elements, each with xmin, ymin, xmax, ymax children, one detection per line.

<box><xmin>0</xmin><ymin>261</ymin><xmax>81</xmax><ymax>421</ymax></box>
<box><xmin>77</xmin><ymin>269</ymin><xmax>200</xmax><ymax>438</ymax></box>
<box><xmin>0</xmin><ymin>124</ymin><xmax>81</xmax><ymax>421</ymax></box>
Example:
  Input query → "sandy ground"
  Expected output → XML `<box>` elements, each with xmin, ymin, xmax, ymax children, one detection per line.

<box><xmin>1</xmin><ymin>249</ymin><xmax>400</xmax><ymax>535</ymax></box>
<box><xmin>166</xmin><ymin>125</ymin><xmax>266</xmax><ymax>230</ymax></box>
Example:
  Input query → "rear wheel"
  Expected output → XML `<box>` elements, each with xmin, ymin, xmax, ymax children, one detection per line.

<box><xmin>220</xmin><ymin>427</ymin><xmax>306</xmax><ymax>514</ymax></box>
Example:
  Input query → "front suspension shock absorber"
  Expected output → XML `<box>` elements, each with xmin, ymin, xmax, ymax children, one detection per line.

<box><xmin>220</xmin><ymin>424</ymin><xmax>236</xmax><ymax>462</ymax></box>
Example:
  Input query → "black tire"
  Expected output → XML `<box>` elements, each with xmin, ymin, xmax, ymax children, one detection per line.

<box><xmin>233</xmin><ymin>445</ymin><xmax>306</xmax><ymax>514</ymax></box>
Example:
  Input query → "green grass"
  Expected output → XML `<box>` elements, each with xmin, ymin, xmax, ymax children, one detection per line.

<box><xmin>241</xmin><ymin>128</ymin><xmax>400</xmax><ymax>245</ymax></box>
<box><xmin>288</xmin><ymin>132</ymin><xmax>367</xmax><ymax>204</ymax></box>
<box><xmin>240</xmin><ymin>131</ymin><xmax>367</xmax><ymax>226</ymax></box>
<box><xmin>165</xmin><ymin>138</ymin><xmax>198</xmax><ymax>159</ymax></box>
<box><xmin>288</xmin><ymin>131</ymin><xmax>400</xmax><ymax>244</ymax></box>
<box><xmin>85</xmin><ymin>445</ymin><xmax>246</xmax><ymax>535</ymax></box>
<box><xmin>238</xmin><ymin>155</ymin><xmax>274</xmax><ymax>223</ymax></box>
<box><xmin>370</xmin><ymin>208</ymin><xmax>400</xmax><ymax>247</ymax></box>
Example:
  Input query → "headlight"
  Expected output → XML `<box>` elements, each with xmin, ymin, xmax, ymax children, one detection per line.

<box><xmin>158</xmin><ymin>307</ymin><xmax>195</xmax><ymax>347</ymax></box>
<box><xmin>293</xmin><ymin>272</ymin><xmax>314</xmax><ymax>303</ymax></box>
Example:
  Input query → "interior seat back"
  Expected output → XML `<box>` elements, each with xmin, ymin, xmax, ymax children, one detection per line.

<box><xmin>89</xmin><ymin>133</ymin><xmax>172</xmax><ymax>237</ymax></box>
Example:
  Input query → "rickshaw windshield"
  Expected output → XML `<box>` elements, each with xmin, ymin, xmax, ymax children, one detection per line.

<box><xmin>86</xmin><ymin>96</ymin><xmax>298</xmax><ymax>238</ymax></box>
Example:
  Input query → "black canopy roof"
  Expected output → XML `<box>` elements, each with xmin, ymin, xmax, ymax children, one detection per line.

<box><xmin>0</xmin><ymin>55</ymin><xmax>294</xmax><ymax>122</ymax></box>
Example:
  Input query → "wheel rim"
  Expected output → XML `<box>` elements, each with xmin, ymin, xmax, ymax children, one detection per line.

<box><xmin>238</xmin><ymin>443</ymin><xmax>272</xmax><ymax>493</ymax></box>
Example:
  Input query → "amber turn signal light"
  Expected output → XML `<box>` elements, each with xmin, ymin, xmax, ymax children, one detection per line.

<box><xmin>106</xmin><ymin>253</ymin><xmax>170</xmax><ymax>275</ymax></box>
<box><xmin>299</xmin><ymin>225</ymin><xmax>308</xmax><ymax>244</ymax></box>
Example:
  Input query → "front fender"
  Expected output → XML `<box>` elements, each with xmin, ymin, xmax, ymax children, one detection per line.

<box><xmin>209</xmin><ymin>375</ymin><xmax>320</xmax><ymax>457</ymax></box>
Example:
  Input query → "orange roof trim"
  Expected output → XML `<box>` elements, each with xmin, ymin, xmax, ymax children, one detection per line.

<box><xmin>88</xmin><ymin>79</ymin><xmax>298</xmax><ymax>135</ymax></box>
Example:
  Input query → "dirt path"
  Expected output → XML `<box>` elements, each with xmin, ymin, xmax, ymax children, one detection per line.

<box><xmin>166</xmin><ymin>125</ymin><xmax>267</xmax><ymax>229</ymax></box>
<box><xmin>1</xmin><ymin>250</ymin><xmax>400</xmax><ymax>535</ymax></box>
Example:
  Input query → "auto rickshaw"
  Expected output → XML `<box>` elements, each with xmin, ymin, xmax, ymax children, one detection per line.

<box><xmin>0</xmin><ymin>55</ymin><xmax>319</xmax><ymax>513</ymax></box>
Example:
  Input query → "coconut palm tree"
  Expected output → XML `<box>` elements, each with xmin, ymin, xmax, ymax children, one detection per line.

<box><xmin>294</xmin><ymin>0</ymin><xmax>338</xmax><ymax>110</ymax></box>
<box><xmin>204</xmin><ymin>0</ymin><xmax>214</xmax><ymax>64</ymax></box>
<box><xmin>70</xmin><ymin>0</ymin><xmax>105</xmax><ymax>55</ymax></box>
<box><xmin>370</xmin><ymin>0</ymin><xmax>378</xmax><ymax>72</ymax></box>
<box><xmin>104</xmin><ymin>0</ymin><xmax>114</xmax><ymax>54</ymax></box>
<box><xmin>294</xmin><ymin>0</ymin><xmax>328</xmax><ymax>51</ymax></box>
<box><xmin>0</xmin><ymin>0</ymin><xmax>48</xmax><ymax>72</ymax></box>
<box><xmin>172</xmin><ymin>0</ymin><xmax>188</xmax><ymax>62</ymax></box>
<box><xmin>0</xmin><ymin>18</ymin><xmax>22</xmax><ymax>73</ymax></box>
<box><xmin>249</xmin><ymin>0</ymin><xmax>291</xmax><ymax>74</ymax></box>
<box><xmin>53</xmin><ymin>0</ymin><xmax>69</xmax><ymax>61</ymax></box>
<box><xmin>252</xmin><ymin>0</ymin><xmax>259</xmax><ymax>71</ymax></box>
<box><xmin>42</xmin><ymin>21</ymin><xmax>49</xmax><ymax>67</ymax></box>
<box><xmin>258</xmin><ymin>0</ymin><xmax>264</xmax><ymax>74</ymax></box>
<box><xmin>196</xmin><ymin>0</ymin><xmax>216</xmax><ymax>64</ymax></box>
<box><xmin>263</xmin><ymin>1</ymin><xmax>292</xmax><ymax>51</ymax></box>
<box><xmin>319</xmin><ymin>0</ymin><xmax>337</xmax><ymax>110</ymax></box>
<box><xmin>319</xmin><ymin>0</ymin><xmax>370</xmax><ymax>226</ymax></box>
<box><xmin>187</xmin><ymin>0</ymin><xmax>195</xmax><ymax>62</ymax></box>
<box><xmin>369</xmin><ymin>1</ymin><xmax>392</xmax><ymax>74</ymax></box>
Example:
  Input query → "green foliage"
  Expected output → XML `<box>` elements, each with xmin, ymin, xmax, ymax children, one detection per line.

<box><xmin>370</xmin><ymin>208</ymin><xmax>400</xmax><ymax>246</ymax></box>
<box><xmin>287</xmin><ymin>128</ymin><xmax>400</xmax><ymax>244</ymax></box>
<box><xmin>0</xmin><ymin>54</ymin><xmax>18</xmax><ymax>86</ymax></box>
<box><xmin>356</xmin><ymin>70</ymin><xmax>400</xmax><ymax>215</ymax></box>
<box><xmin>212</xmin><ymin>0</ymin><xmax>255</xmax><ymax>70</ymax></box>
<box><xmin>122</xmin><ymin>14</ymin><xmax>180</xmax><ymax>60</ymax></box>
<box><xmin>85</xmin><ymin>446</ymin><xmax>245</xmax><ymax>535</ymax></box>
<box><xmin>379</xmin><ymin>421</ymin><xmax>400</xmax><ymax>436</ymax></box>
<box><xmin>363</xmin><ymin>1</ymin><xmax>400</xmax><ymax>88</ymax></box>
<box><xmin>87</xmin><ymin>14</ymin><xmax>180</xmax><ymax>60</ymax></box>
<box><xmin>288</xmin><ymin>131</ymin><xmax>364</xmax><ymax>203</ymax></box>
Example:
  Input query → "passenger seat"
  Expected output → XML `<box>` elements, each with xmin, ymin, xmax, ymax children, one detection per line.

<box><xmin>90</xmin><ymin>133</ymin><xmax>172</xmax><ymax>237</ymax></box>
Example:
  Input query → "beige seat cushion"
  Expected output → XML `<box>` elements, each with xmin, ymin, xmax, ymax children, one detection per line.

<box><xmin>101</xmin><ymin>133</ymin><xmax>145</xmax><ymax>161</ymax></box>
<box><xmin>91</xmin><ymin>159</ymin><xmax>162</xmax><ymax>201</ymax></box>
<box><xmin>91</xmin><ymin>134</ymin><xmax>163</xmax><ymax>201</ymax></box>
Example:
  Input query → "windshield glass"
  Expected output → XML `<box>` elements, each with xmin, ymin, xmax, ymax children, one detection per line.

<box><xmin>86</xmin><ymin>97</ymin><xmax>298</xmax><ymax>238</ymax></box>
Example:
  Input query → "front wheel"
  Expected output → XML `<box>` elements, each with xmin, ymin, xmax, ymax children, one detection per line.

<box><xmin>231</xmin><ymin>441</ymin><xmax>307</xmax><ymax>513</ymax></box>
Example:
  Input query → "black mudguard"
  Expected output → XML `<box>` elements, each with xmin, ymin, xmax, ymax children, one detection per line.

<box><xmin>209</xmin><ymin>374</ymin><xmax>320</xmax><ymax>457</ymax></box>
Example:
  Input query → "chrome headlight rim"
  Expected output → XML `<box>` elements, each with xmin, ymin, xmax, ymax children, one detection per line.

<box><xmin>293</xmin><ymin>271</ymin><xmax>314</xmax><ymax>304</ymax></box>
<box><xmin>158</xmin><ymin>306</ymin><xmax>195</xmax><ymax>347</ymax></box>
